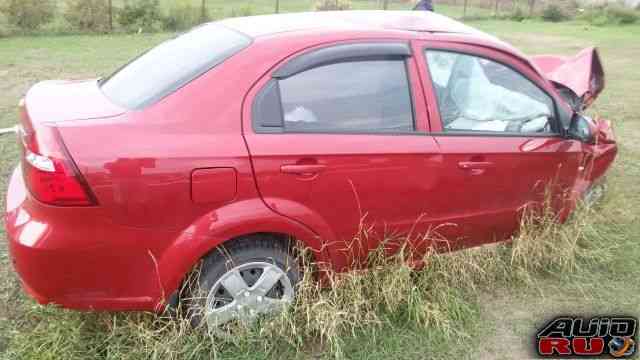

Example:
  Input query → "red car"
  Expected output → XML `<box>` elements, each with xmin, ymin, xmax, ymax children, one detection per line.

<box><xmin>5</xmin><ymin>11</ymin><xmax>617</xmax><ymax>330</ymax></box>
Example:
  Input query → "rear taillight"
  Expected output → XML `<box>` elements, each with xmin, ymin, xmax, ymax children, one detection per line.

<box><xmin>18</xmin><ymin>100</ymin><xmax>96</xmax><ymax>206</ymax></box>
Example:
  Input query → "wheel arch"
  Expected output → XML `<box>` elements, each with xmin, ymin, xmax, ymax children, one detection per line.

<box><xmin>154</xmin><ymin>198</ymin><xmax>331</xmax><ymax>311</ymax></box>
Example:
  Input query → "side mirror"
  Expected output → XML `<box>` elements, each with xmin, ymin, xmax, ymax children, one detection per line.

<box><xmin>567</xmin><ymin>114</ymin><xmax>596</xmax><ymax>144</ymax></box>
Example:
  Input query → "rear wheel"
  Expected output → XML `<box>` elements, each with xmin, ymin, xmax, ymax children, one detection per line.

<box><xmin>187</xmin><ymin>235</ymin><xmax>300</xmax><ymax>335</ymax></box>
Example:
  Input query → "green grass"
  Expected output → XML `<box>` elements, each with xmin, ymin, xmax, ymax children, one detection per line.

<box><xmin>1</xmin><ymin>16</ymin><xmax>640</xmax><ymax>360</ymax></box>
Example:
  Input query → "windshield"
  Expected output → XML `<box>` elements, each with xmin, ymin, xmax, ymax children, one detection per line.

<box><xmin>100</xmin><ymin>23</ymin><xmax>251</xmax><ymax>110</ymax></box>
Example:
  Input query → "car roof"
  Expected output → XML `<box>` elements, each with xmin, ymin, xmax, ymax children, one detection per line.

<box><xmin>219</xmin><ymin>10</ymin><xmax>488</xmax><ymax>38</ymax></box>
<box><xmin>217</xmin><ymin>11</ymin><xmax>529</xmax><ymax>73</ymax></box>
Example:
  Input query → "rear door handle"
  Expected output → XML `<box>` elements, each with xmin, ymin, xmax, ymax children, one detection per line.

<box><xmin>280</xmin><ymin>164</ymin><xmax>326</xmax><ymax>175</ymax></box>
<box><xmin>458</xmin><ymin>161</ymin><xmax>494</xmax><ymax>170</ymax></box>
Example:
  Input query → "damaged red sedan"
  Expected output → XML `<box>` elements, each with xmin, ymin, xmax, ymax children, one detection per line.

<box><xmin>5</xmin><ymin>11</ymin><xmax>617</xmax><ymax>330</ymax></box>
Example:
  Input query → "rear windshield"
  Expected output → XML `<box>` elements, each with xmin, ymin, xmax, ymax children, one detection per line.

<box><xmin>100</xmin><ymin>23</ymin><xmax>251</xmax><ymax>110</ymax></box>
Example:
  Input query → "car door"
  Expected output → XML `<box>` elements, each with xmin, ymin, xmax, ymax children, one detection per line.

<box><xmin>415</xmin><ymin>41</ymin><xmax>584</xmax><ymax>246</ymax></box>
<box><xmin>243</xmin><ymin>42</ymin><xmax>446</xmax><ymax>270</ymax></box>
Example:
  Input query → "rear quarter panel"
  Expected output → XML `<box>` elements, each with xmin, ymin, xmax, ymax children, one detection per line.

<box><xmin>54</xmin><ymin>34</ymin><xmax>365</xmax><ymax>306</ymax></box>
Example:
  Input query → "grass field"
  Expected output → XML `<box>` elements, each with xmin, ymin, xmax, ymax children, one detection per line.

<box><xmin>0</xmin><ymin>15</ymin><xmax>639</xmax><ymax>360</ymax></box>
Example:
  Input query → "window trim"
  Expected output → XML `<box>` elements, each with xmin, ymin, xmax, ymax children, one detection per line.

<box><xmin>422</xmin><ymin>46</ymin><xmax>563</xmax><ymax>137</ymax></box>
<box><xmin>252</xmin><ymin>79</ymin><xmax>285</xmax><ymax>133</ymax></box>
<box><xmin>430</xmin><ymin>130</ymin><xmax>564</xmax><ymax>139</ymax></box>
<box><xmin>273</xmin><ymin>42</ymin><xmax>412</xmax><ymax>79</ymax></box>
<box><xmin>252</xmin><ymin>47</ymin><xmax>420</xmax><ymax>135</ymax></box>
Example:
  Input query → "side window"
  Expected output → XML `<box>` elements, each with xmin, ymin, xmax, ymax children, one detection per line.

<box><xmin>278</xmin><ymin>60</ymin><xmax>414</xmax><ymax>133</ymax></box>
<box><xmin>425</xmin><ymin>50</ymin><xmax>555</xmax><ymax>134</ymax></box>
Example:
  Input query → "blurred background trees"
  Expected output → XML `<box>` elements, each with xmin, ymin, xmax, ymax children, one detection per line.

<box><xmin>0</xmin><ymin>0</ymin><xmax>638</xmax><ymax>35</ymax></box>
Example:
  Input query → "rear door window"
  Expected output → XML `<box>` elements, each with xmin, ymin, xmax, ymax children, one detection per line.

<box><xmin>277</xmin><ymin>60</ymin><xmax>414</xmax><ymax>133</ymax></box>
<box><xmin>100</xmin><ymin>23</ymin><xmax>251</xmax><ymax>110</ymax></box>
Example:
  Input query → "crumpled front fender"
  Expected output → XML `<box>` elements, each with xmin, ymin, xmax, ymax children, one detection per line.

<box><xmin>585</xmin><ymin>118</ymin><xmax>618</xmax><ymax>183</ymax></box>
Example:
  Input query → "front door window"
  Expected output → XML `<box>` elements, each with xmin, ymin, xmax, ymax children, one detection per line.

<box><xmin>426</xmin><ymin>50</ymin><xmax>555</xmax><ymax>134</ymax></box>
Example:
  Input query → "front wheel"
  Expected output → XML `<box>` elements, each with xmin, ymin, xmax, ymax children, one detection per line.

<box><xmin>187</xmin><ymin>235</ymin><xmax>300</xmax><ymax>334</ymax></box>
<box><xmin>583</xmin><ymin>179</ymin><xmax>608</xmax><ymax>207</ymax></box>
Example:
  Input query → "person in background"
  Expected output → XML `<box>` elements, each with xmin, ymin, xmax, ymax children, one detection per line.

<box><xmin>413</xmin><ymin>0</ymin><xmax>434</xmax><ymax>11</ymax></box>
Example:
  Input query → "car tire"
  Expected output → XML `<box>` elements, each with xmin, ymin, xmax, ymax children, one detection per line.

<box><xmin>584</xmin><ymin>179</ymin><xmax>608</xmax><ymax>207</ymax></box>
<box><xmin>186</xmin><ymin>234</ymin><xmax>300</xmax><ymax>333</ymax></box>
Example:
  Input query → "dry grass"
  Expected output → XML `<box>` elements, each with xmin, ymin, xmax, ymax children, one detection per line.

<box><xmin>198</xmin><ymin>195</ymin><xmax>614</xmax><ymax>358</ymax></box>
<box><xmin>2</xmin><ymin>189</ymin><xmax>615</xmax><ymax>360</ymax></box>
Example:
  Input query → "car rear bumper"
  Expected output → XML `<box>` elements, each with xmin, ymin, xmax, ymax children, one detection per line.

<box><xmin>5</xmin><ymin>166</ymin><xmax>171</xmax><ymax>311</ymax></box>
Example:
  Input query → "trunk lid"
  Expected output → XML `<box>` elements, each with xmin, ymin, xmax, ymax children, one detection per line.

<box><xmin>25</xmin><ymin>79</ymin><xmax>125</xmax><ymax>125</ymax></box>
<box><xmin>14</xmin><ymin>80</ymin><xmax>113</xmax><ymax>206</ymax></box>
<box><xmin>531</xmin><ymin>47</ymin><xmax>604</xmax><ymax>109</ymax></box>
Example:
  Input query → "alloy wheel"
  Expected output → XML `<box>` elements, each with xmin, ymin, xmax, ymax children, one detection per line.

<box><xmin>204</xmin><ymin>261</ymin><xmax>294</xmax><ymax>333</ymax></box>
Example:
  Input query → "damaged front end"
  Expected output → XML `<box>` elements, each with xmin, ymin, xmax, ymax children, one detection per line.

<box><xmin>532</xmin><ymin>47</ymin><xmax>605</xmax><ymax>111</ymax></box>
<box><xmin>583</xmin><ymin>116</ymin><xmax>617</xmax><ymax>182</ymax></box>
<box><xmin>534</xmin><ymin>47</ymin><xmax>617</xmax><ymax>206</ymax></box>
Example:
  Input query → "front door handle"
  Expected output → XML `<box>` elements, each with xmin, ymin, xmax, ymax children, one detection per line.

<box><xmin>280</xmin><ymin>164</ymin><xmax>327</xmax><ymax>175</ymax></box>
<box><xmin>458</xmin><ymin>161</ymin><xmax>494</xmax><ymax>170</ymax></box>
